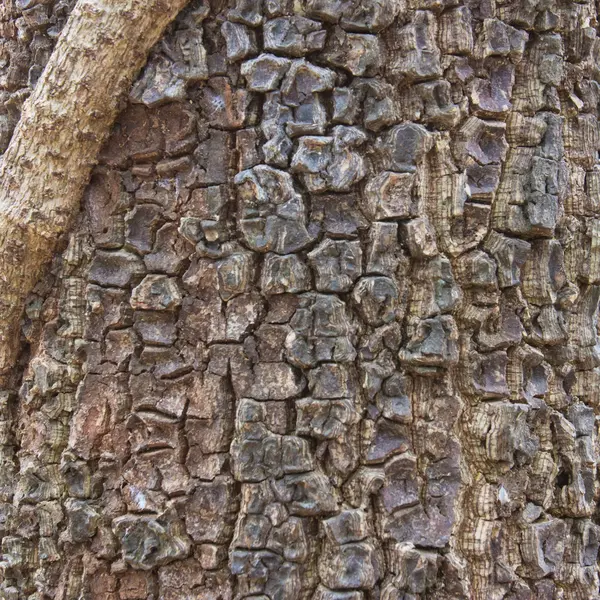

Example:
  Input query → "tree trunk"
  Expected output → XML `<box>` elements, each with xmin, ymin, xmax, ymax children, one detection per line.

<box><xmin>1</xmin><ymin>1</ymin><xmax>600</xmax><ymax>599</ymax></box>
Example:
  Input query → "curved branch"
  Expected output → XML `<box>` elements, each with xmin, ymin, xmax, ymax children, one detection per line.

<box><xmin>0</xmin><ymin>0</ymin><xmax>189</xmax><ymax>375</ymax></box>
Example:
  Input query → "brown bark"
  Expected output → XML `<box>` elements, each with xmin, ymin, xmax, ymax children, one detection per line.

<box><xmin>2</xmin><ymin>1</ymin><xmax>600</xmax><ymax>600</ymax></box>
<box><xmin>0</xmin><ymin>0</ymin><xmax>189</xmax><ymax>377</ymax></box>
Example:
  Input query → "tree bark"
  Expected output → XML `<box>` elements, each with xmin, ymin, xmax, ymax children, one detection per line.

<box><xmin>2</xmin><ymin>1</ymin><xmax>600</xmax><ymax>600</ymax></box>
<box><xmin>0</xmin><ymin>0</ymin><xmax>189</xmax><ymax>377</ymax></box>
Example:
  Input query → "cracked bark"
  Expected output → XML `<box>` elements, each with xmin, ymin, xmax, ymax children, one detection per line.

<box><xmin>1</xmin><ymin>1</ymin><xmax>600</xmax><ymax>599</ymax></box>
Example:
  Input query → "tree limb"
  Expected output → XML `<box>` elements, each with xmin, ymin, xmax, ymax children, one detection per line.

<box><xmin>0</xmin><ymin>0</ymin><xmax>189</xmax><ymax>376</ymax></box>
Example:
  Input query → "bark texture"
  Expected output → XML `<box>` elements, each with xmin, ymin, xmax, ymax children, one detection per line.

<box><xmin>2</xmin><ymin>0</ymin><xmax>600</xmax><ymax>599</ymax></box>
<box><xmin>0</xmin><ymin>0</ymin><xmax>191</xmax><ymax>377</ymax></box>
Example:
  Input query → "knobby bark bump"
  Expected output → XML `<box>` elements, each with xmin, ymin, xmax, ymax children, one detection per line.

<box><xmin>0</xmin><ymin>0</ymin><xmax>189</xmax><ymax>377</ymax></box>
